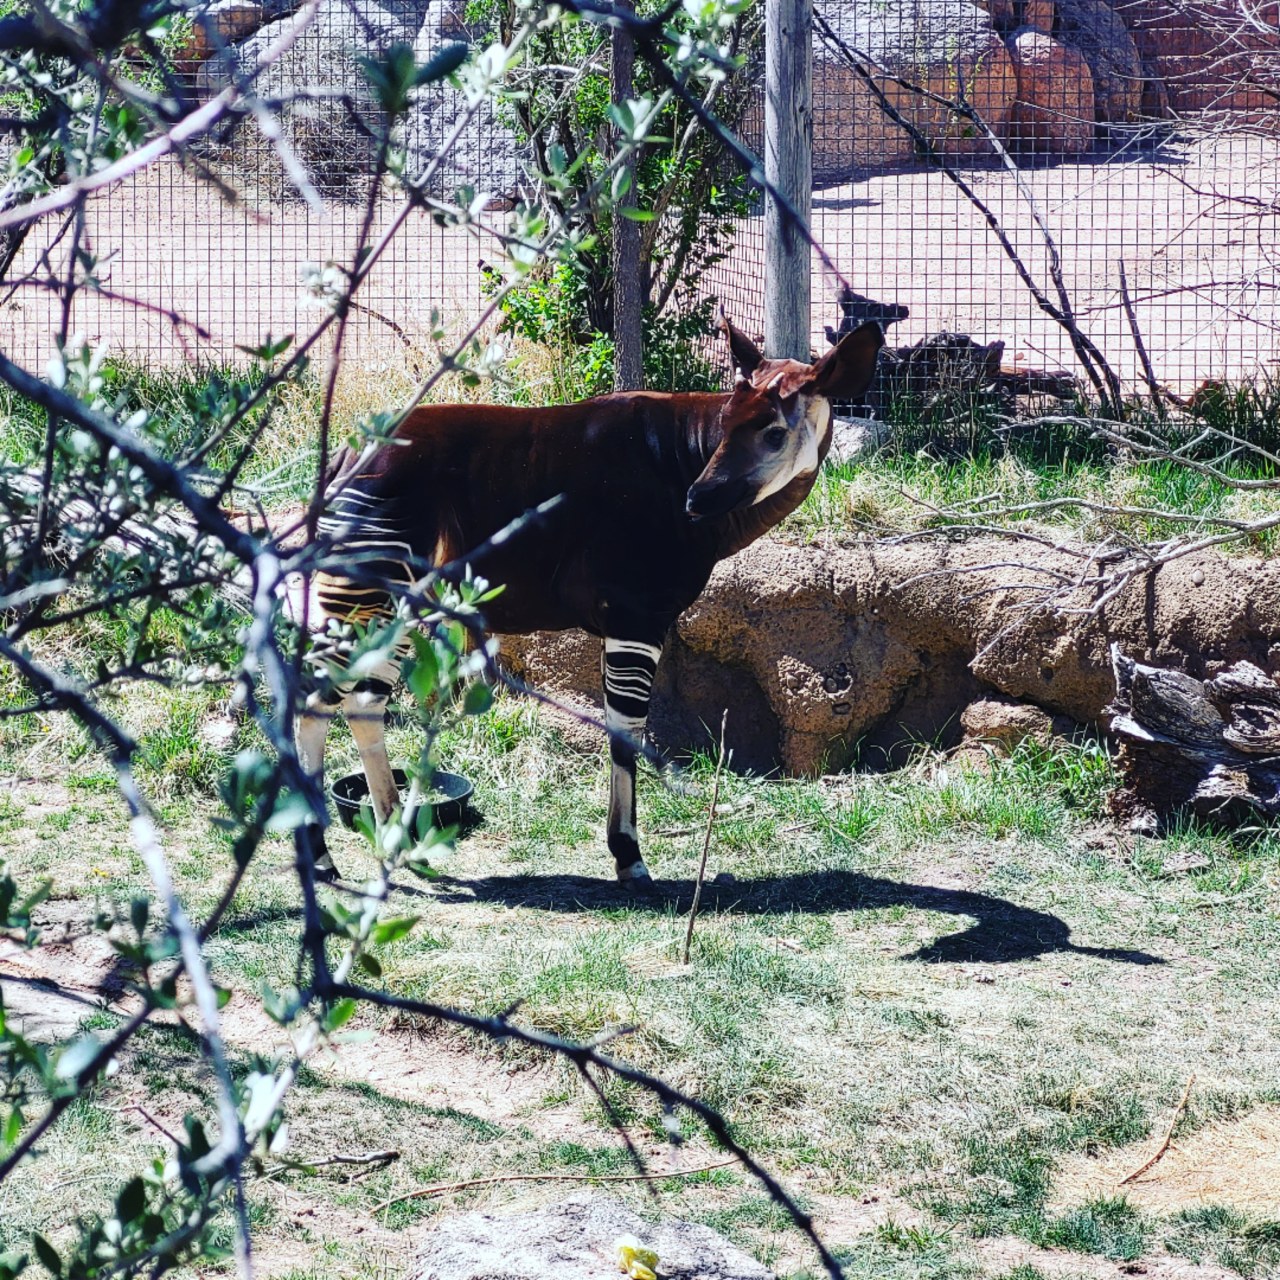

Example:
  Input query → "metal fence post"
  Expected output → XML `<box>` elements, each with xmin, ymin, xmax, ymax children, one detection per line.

<box><xmin>764</xmin><ymin>0</ymin><xmax>813</xmax><ymax>361</ymax></box>
<box><xmin>612</xmin><ymin>0</ymin><xmax>645</xmax><ymax>390</ymax></box>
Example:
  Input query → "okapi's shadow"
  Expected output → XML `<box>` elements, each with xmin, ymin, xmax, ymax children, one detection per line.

<box><xmin>423</xmin><ymin>868</ymin><xmax>1164</xmax><ymax>967</ymax></box>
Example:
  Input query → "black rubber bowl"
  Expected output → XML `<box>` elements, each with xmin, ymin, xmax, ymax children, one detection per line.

<box><xmin>331</xmin><ymin>768</ymin><xmax>474</xmax><ymax>831</ymax></box>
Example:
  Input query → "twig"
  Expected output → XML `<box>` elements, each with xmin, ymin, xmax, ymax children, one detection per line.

<box><xmin>1118</xmin><ymin>261</ymin><xmax>1166</xmax><ymax>420</ymax></box>
<box><xmin>1120</xmin><ymin>1073</ymin><xmax>1196</xmax><ymax>1185</ymax></box>
<box><xmin>119</xmin><ymin>1104</ymin><xmax>183</xmax><ymax>1147</ymax></box>
<box><xmin>683</xmin><ymin>710</ymin><xmax>728</xmax><ymax>966</ymax></box>
<box><xmin>260</xmin><ymin>1150</ymin><xmax>400</xmax><ymax>1182</ymax></box>
<box><xmin>370</xmin><ymin>1157</ymin><xmax>739</xmax><ymax>1214</ymax></box>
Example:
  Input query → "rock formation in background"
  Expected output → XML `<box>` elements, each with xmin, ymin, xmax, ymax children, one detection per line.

<box><xmin>178</xmin><ymin>0</ymin><xmax>1280</xmax><ymax>195</ymax></box>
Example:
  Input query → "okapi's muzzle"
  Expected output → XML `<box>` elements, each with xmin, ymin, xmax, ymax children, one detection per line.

<box><xmin>685</xmin><ymin>473</ymin><xmax>752</xmax><ymax>521</ymax></box>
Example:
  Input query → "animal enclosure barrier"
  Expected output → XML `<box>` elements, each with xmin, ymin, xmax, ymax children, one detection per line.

<box><xmin>1</xmin><ymin>0</ymin><xmax>1277</xmax><ymax>400</ymax></box>
<box><xmin>709</xmin><ymin>0</ymin><xmax>1280</xmax><ymax>398</ymax></box>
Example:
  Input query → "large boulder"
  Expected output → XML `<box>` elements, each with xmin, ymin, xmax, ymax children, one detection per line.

<box><xmin>1109</xmin><ymin>0</ymin><xmax>1280</xmax><ymax>113</ymax></box>
<box><xmin>199</xmin><ymin>0</ymin><xmax>436</xmax><ymax>199</ymax></box>
<box><xmin>403</xmin><ymin>10</ymin><xmax>527</xmax><ymax>201</ymax></box>
<box><xmin>1006</xmin><ymin>27</ymin><xmax>1097</xmax><ymax>155</ymax></box>
<box><xmin>1053</xmin><ymin>0</ymin><xmax>1146</xmax><ymax>124</ymax></box>
<box><xmin>198</xmin><ymin>0</ymin><xmax>525</xmax><ymax>201</ymax></box>
<box><xmin>411</xmin><ymin>1193</ymin><xmax>775</xmax><ymax>1280</ymax></box>
<box><xmin>501</xmin><ymin>536</ymin><xmax>1280</xmax><ymax>776</ymax></box>
<box><xmin>784</xmin><ymin>0</ymin><xmax>1019</xmax><ymax>181</ymax></box>
<box><xmin>1017</xmin><ymin>0</ymin><xmax>1055</xmax><ymax>31</ymax></box>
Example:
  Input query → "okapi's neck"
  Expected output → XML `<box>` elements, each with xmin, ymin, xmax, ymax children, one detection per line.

<box><xmin>678</xmin><ymin>391</ymin><xmax>836</xmax><ymax>562</ymax></box>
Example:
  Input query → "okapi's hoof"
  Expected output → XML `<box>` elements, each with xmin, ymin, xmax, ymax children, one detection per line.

<box><xmin>617</xmin><ymin>859</ymin><xmax>658</xmax><ymax>895</ymax></box>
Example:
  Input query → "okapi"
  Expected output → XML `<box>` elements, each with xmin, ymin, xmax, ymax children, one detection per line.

<box><xmin>296</xmin><ymin>314</ymin><xmax>884</xmax><ymax>888</ymax></box>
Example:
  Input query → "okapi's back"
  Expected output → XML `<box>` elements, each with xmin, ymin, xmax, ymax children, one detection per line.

<box><xmin>312</xmin><ymin>392</ymin><xmax>730</xmax><ymax>635</ymax></box>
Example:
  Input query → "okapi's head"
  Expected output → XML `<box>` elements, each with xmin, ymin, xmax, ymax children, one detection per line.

<box><xmin>685</xmin><ymin>311</ymin><xmax>884</xmax><ymax>521</ymax></box>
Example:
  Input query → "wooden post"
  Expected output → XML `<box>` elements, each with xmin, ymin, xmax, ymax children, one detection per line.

<box><xmin>611</xmin><ymin>0</ymin><xmax>645</xmax><ymax>390</ymax></box>
<box><xmin>764</xmin><ymin>0</ymin><xmax>812</xmax><ymax>361</ymax></box>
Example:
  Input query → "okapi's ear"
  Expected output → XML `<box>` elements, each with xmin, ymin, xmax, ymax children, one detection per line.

<box><xmin>807</xmin><ymin>320</ymin><xmax>884</xmax><ymax>400</ymax></box>
<box><xmin>719</xmin><ymin>305</ymin><xmax>765</xmax><ymax>381</ymax></box>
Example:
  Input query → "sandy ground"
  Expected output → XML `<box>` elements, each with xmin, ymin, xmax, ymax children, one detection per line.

<box><xmin>0</xmin><ymin>125</ymin><xmax>1276</xmax><ymax>395</ymax></box>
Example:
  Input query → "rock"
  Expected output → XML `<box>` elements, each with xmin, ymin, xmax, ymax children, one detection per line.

<box><xmin>1017</xmin><ymin>0</ymin><xmax>1055</xmax><ymax>31</ymax></box>
<box><xmin>175</xmin><ymin>0</ymin><xmax>273</xmax><ymax>66</ymax></box>
<box><xmin>1109</xmin><ymin>0</ymin><xmax>1280</xmax><ymax>113</ymax></box>
<box><xmin>402</xmin><ymin>11</ymin><xmax>528</xmax><ymax>201</ymax></box>
<box><xmin>500</xmin><ymin>537</ymin><xmax>1280</xmax><ymax>777</ymax></box>
<box><xmin>1053</xmin><ymin>0</ymin><xmax>1145</xmax><ymax>124</ymax></box>
<box><xmin>975</xmin><ymin>0</ymin><xmax>1018</xmax><ymax>32</ymax></box>
<box><xmin>756</xmin><ymin>0</ymin><xmax>1018</xmax><ymax>180</ymax></box>
<box><xmin>1005</xmin><ymin>27</ymin><xmax>1097</xmax><ymax>156</ymax></box>
<box><xmin>828</xmin><ymin>414</ymin><xmax>887</xmax><ymax>463</ymax></box>
<box><xmin>960</xmin><ymin>695</ymin><xmax>1072</xmax><ymax>750</ymax></box>
<box><xmin>196</xmin><ymin>0</ymin><xmax>525</xmax><ymax>202</ymax></box>
<box><xmin>410</xmin><ymin>1192</ymin><xmax>775</xmax><ymax>1280</ymax></box>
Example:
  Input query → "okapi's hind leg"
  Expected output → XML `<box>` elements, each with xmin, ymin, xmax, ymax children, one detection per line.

<box><xmin>343</xmin><ymin>681</ymin><xmax>400</xmax><ymax>823</ymax></box>
<box><xmin>601</xmin><ymin>636</ymin><xmax>663</xmax><ymax>890</ymax></box>
<box><xmin>296</xmin><ymin>690</ymin><xmax>342</xmax><ymax>883</ymax></box>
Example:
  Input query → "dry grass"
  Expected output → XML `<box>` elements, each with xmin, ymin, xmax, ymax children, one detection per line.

<box><xmin>2</xmin><ymin>681</ymin><xmax>1279</xmax><ymax>1278</ymax></box>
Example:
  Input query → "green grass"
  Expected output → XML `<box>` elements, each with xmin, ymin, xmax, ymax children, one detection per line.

<box><xmin>1166</xmin><ymin>1207</ymin><xmax>1280</xmax><ymax>1278</ymax></box>
<box><xmin>4</xmin><ymin>671</ymin><xmax>1280</xmax><ymax>1276</ymax></box>
<box><xmin>6</xmin><ymin>365</ymin><xmax>1280</xmax><ymax>1276</ymax></box>
<box><xmin>1042</xmin><ymin>1196</ymin><xmax>1151</xmax><ymax>1260</ymax></box>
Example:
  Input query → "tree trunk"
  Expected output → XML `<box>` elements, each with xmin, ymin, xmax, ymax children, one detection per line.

<box><xmin>611</xmin><ymin>0</ymin><xmax>644</xmax><ymax>390</ymax></box>
<box><xmin>1108</xmin><ymin>648</ymin><xmax>1280</xmax><ymax>828</ymax></box>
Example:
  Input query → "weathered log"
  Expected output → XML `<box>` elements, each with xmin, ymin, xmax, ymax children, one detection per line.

<box><xmin>1108</xmin><ymin>647</ymin><xmax>1280</xmax><ymax>827</ymax></box>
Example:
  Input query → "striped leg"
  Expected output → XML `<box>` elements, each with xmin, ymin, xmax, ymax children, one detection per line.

<box><xmin>601</xmin><ymin>637</ymin><xmax>662</xmax><ymax>887</ymax></box>
<box><xmin>341</xmin><ymin>631</ymin><xmax>415</xmax><ymax>826</ymax></box>
<box><xmin>344</xmin><ymin>679</ymin><xmax>400</xmax><ymax>823</ymax></box>
<box><xmin>297</xmin><ymin>629</ymin><xmax>414</xmax><ymax>880</ymax></box>
<box><xmin>296</xmin><ymin>688</ymin><xmax>341</xmax><ymax>882</ymax></box>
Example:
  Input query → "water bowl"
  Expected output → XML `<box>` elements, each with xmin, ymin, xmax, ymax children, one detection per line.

<box><xmin>331</xmin><ymin>768</ymin><xmax>474</xmax><ymax>831</ymax></box>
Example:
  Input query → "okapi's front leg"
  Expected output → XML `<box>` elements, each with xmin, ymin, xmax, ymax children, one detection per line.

<box><xmin>296</xmin><ymin>690</ymin><xmax>342</xmax><ymax>883</ymax></box>
<box><xmin>343</xmin><ymin>678</ymin><xmax>401</xmax><ymax>824</ymax></box>
<box><xmin>601</xmin><ymin>636</ymin><xmax>663</xmax><ymax>887</ymax></box>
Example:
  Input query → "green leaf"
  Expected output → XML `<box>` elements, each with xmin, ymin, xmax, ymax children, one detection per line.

<box><xmin>236</xmin><ymin>333</ymin><xmax>293</xmax><ymax>362</ymax></box>
<box><xmin>116</xmin><ymin>1175</ymin><xmax>146</xmax><ymax>1221</ymax></box>
<box><xmin>415</xmin><ymin>41</ymin><xmax>469</xmax><ymax>85</ymax></box>
<box><xmin>3</xmin><ymin>1106</ymin><xmax>23</xmax><ymax>1151</ymax></box>
<box><xmin>30</xmin><ymin>1235</ymin><xmax>60</xmax><ymax>1278</ymax></box>
<box><xmin>54</xmin><ymin>1034</ymin><xmax>102</xmax><ymax>1081</ymax></box>
<box><xmin>130</xmin><ymin>897</ymin><xmax>148</xmax><ymax>938</ymax></box>
<box><xmin>324</xmin><ymin>998</ymin><xmax>357</xmax><ymax>1032</ymax></box>
<box><xmin>462</xmin><ymin>682</ymin><xmax>493</xmax><ymax>716</ymax></box>
<box><xmin>371</xmin><ymin>915</ymin><xmax>419</xmax><ymax>946</ymax></box>
<box><xmin>620</xmin><ymin>207</ymin><xmax>658</xmax><ymax>222</ymax></box>
<box><xmin>357</xmin><ymin>952</ymin><xmax>383</xmax><ymax>978</ymax></box>
<box><xmin>0</xmin><ymin>1248</ymin><xmax>28</xmax><ymax>1280</ymax></box>
<box><xmin>264</xmin><ymin>791</ymin><xmax>314</xmax><ymax>834</ymax></box>
<box><xmin>406</xmin><ymin>634</ymin><xmax>439</xmax><ymax>705</ymax></box>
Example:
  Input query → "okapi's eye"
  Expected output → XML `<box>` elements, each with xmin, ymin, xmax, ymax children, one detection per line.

<box><xmin>763</xmin><ymin>426</ymin><xmax>788</xmax><ymax>451</ymax></box>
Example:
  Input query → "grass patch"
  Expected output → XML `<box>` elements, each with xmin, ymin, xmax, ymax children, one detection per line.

<box><xmin>1167</xmin><ymin>1206</ymin><xmax>1280</xmax><ymax>1278</ymax></box>
<box><xmin>1042</xmin><ymin>1196</ymin><xmax>1150</xmax><ymax>1260</ymax></box>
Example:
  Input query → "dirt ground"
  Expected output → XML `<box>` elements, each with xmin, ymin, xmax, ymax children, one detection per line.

<box><xmin>1</xmin><ymin>125</ymin><xmax>1275</xmax><ymax>395</ymax></box>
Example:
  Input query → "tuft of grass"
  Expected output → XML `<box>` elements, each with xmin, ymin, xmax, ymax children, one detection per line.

<box><xmin>1042</xmin><ymin>1196</ymin><xmax>1150</xmax><ymax>1261</ymax></box>
<box><xmin>1020</xmin><ymin>1076</ymin><xmax>1151</xmax><ymax>1154</ymax></box>
<box><xmin>1166</xmin><ymin>1206</ymin><xmax>1280</xmax><ymax>1278</ymax></box>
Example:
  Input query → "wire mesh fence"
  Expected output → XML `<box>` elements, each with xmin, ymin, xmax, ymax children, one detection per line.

<box><xmin>1</xmin><ymin>0</ymin><xmax>1276</xmax><ymax>401</ymax></box>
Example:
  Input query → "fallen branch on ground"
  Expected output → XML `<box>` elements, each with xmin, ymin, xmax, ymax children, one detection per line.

<box><xmin>1120</xmin><ymin>1073</ymin><xmax>1196</xmax><ymax>1185</ymax></box>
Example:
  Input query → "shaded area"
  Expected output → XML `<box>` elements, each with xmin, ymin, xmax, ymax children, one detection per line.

<box><xmin>412</xmin><ymin>867</ymin><xmax>1164</xmax><ymax>966</ymax></box>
